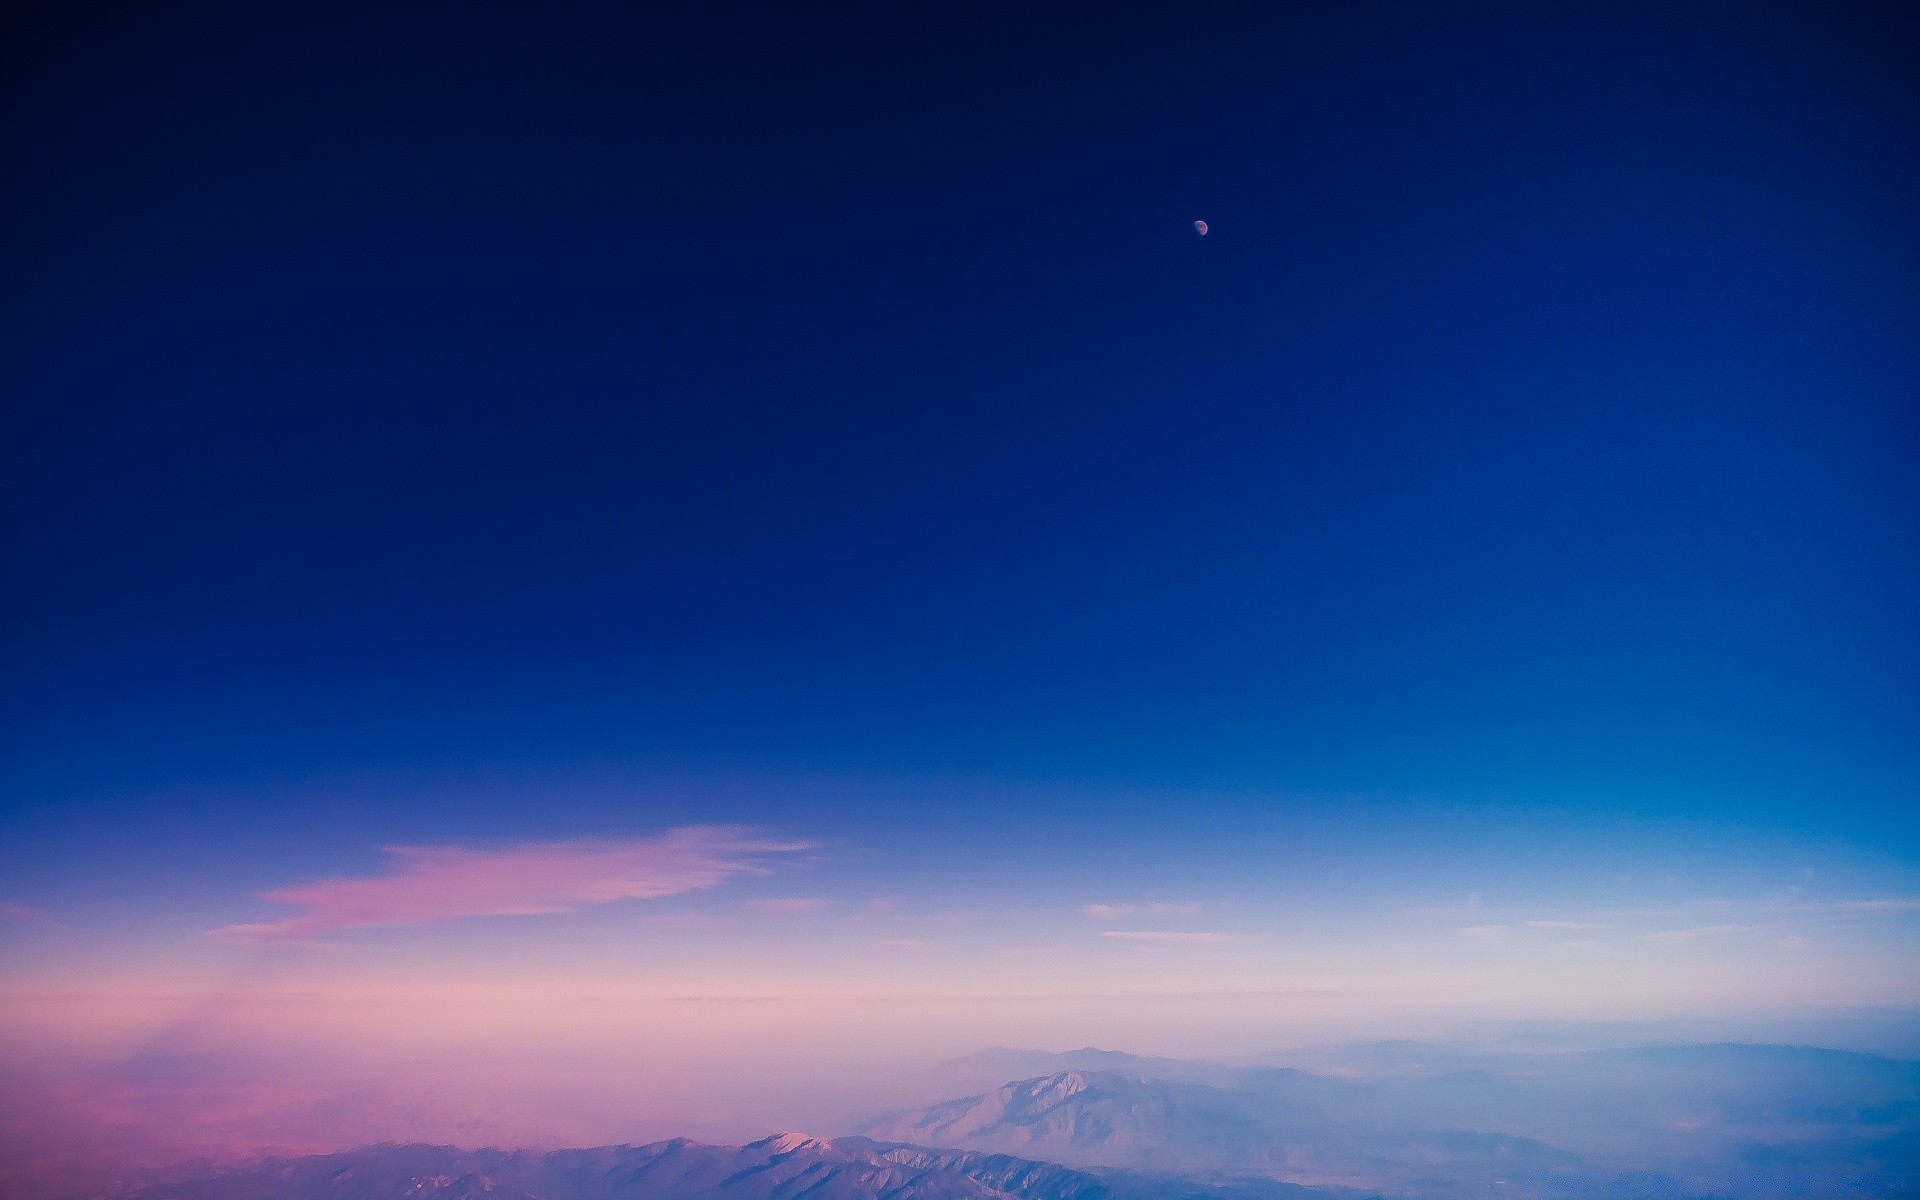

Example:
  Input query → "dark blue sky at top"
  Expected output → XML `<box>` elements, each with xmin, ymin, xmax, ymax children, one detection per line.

<box><xmin>3</xmin><ymin>1</ymin><xmax>1916</xmax><ymax>862</ymax></box>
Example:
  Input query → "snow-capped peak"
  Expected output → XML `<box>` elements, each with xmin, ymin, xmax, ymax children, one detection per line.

<box><xmin>750</xmin><ymin>1132</ymin><xmax>831</xmax><ymax>1155</ymax></box>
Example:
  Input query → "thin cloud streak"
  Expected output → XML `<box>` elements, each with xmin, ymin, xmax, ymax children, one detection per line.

<box><xmin>1101</xmin><ymin>930</ymin><xmax>1232</xmax><ymax>944</ymax></box>
<box><xmin>211</xmin><ymin>826</ymin><xmax>812</xmax><ymax>943</ymax></box>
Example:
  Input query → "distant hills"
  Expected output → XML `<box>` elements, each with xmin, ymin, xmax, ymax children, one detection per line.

<box><xmin>103</xmin><ymin>1134</ymin><xmax>1361</xmax><ymax>1200</ymax></box>
<box><xmin>79</xmin><ymin>1041</ymin><xmax>1920</xmax><ymax>1200</ymax></box>
<box><xmin>865</xmin><ymin>1069</ymin><xmax>1575</xmax><ymax>1193</ymax></box>
<box><xmin>888</xmin><ymin>1042</ymin><xmax>1920</xmax><ymax>1195</ymax></box>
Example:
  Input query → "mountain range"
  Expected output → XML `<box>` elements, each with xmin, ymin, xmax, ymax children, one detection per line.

<box><xmin>877</xmin><ymin>1043</ymin><xmax>1919</xmax><ymax>1195</ymax></box>
<box><xmin>100</xmin><ymin>1134</ymin><xmax>1359</xmax><ymax>1200</ymax></box>
<box><xmin>866</xmin><ymin>1069</ymin><xmax>1574</xmax><ymax>1194</ymax></box>
<box><xmin>68</xmin><ymin>1041</ymin><xmax>1920</xmax><ymax>1200</ymax></box>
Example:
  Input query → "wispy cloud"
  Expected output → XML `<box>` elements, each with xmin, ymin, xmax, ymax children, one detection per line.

<box><xmin>1083</xmin><ymin>902</ymin><xmax>1202</xmax><ymax>920</ymax></box>
<box><xmin>743</xmin><ymin>897</ymin><xmax>827</xmax><ymax>916</ymax></box>
<box><xmin>212</xmin><ymin>826</ymin><xmax>812</xmax><ymax>943</ymax></box>
<box><xmin>1616</xmin><ymin>895</ymin><xmax>1920</xmax><ymax>920</ymax></box>
<box><xmin>0</xmin><ymin>901</ymin><xmax>40</xmax><ymax>921</ymax></box>
<box><xmin>1429</xmin><ymin>893</ymin><xmax>1916</xmax><ymax>945</ymax></box>
<box><xmin>1101</xmin><ymin>930</ymin><xmax>1232</xmax><ymax>944</ymax></box>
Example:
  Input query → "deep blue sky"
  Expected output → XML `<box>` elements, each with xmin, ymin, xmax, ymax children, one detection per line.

<box><xmin>3</xmin><ymin>0</ymin><xmax>1917</xmax><ymax>889</ymax></box>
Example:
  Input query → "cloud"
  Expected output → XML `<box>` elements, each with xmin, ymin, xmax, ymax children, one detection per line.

<box><xmin>211</xmin><ymin>826</ymin><xmax>812</xmax><ymax>943</ymax></box>
<box><xmin>1100</xmin><ymin>930</ymin><xmax>1232</xmax><ymax>944</ymax></box>
<box><xmin>1834</xmin><ymin>898</ymin><xmax>1920</xmax><ymax>913</ymax></box>
<box><xmin>1458</xmin><ymin>924</ymin><xmax>1513</xmax><ymax>941</ymax></box>
<box><xmin>743</xmin><ymin>897</ymin><xmax>827</xmax><ymax>916</ymax></box>
<box><xmin>1082</xmin><ymin>902</ymin><xmax>1202</xmax><ymax>920</ymax></box>
<box><xmin>1524</xmin><ymin>920</ymin><xmax>1601</xmax><ymax>930</ymax></box>
<box><xmin>0</xmin><ymin>901</ymin><xmax>40</xmax><ymax>920</ymax></box>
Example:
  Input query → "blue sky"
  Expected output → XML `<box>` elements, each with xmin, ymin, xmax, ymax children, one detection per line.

<box><xmin>1</xmin><ymin>4</ymin><xmax>1917</xmax><ymax>1146</ymax></box>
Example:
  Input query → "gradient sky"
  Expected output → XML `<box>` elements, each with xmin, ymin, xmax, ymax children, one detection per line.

<box><xmin>2</xmin><ymin>0</ymin><xmax>1918</xmax><ymax>1164</ymax></box>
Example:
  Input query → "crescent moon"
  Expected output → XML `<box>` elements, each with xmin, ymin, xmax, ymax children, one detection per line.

<box><xmin>1193</xmin><ymin>220</ymin><xmax>1209</xmax><ymax>236</ymax></box>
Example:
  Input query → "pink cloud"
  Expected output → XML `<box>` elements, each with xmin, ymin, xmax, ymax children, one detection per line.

<box><xmin>0</xmin><ymin>901</ymin><xmax>40</xmax><ymax>921</ymax></box>
<box><xmin>742</xmin><ymin>897</ymin><xmax>827</xmax><ymax>916</ymax></box>
<box><xmin>1100</xmin><ymin>930</ymin><xmax>1232</xmax><ymax>944</ymax></box>
<box><xmin>211</xmin><ymin>826</ymin><xmax>811</xmax><ymax>943</ymax></box>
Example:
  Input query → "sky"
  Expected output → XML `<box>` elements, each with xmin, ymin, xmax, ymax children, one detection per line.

<box><xmin>2</xmin><ymin>0</ymin><xmax>1918</xmax><ymax>1168</ymax></box>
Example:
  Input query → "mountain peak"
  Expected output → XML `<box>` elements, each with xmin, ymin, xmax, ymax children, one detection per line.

<box><xmin>749</xmin><ymin>1131</ymin><xmax>831</xmax><ymax>1154</ymax></box>
<box><xmin>1030</xmin><ymin>1071</ymin><xmax>1092</xmax><ymax>1097</ymax></box>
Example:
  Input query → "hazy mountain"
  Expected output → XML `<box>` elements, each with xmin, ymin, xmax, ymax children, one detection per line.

<box><xmin>871</xmin><ymin>1046</ymin><xmax>1920</xmax><ymax>1196</ymax></box>
<box><xmin>77</xmin><ymin>1043</ymin><xmax>1920</xmax><ymax>1200</ymax></box>
<box><xmin>863</xmin><ymin>1070</ymin><xmax>1577</xmax><ymax>1195</ymax></box>
<box><xmin>930</xmin><ymin>1049</ymin><xmax>1252</xmax><ymax>1094</ymax></box>
<box><xmin>1264</xmin><ymin>1041</ymin><xmax>1513</xmax><ymax>1083</ymax></box>
<box><xmin>1261</xmin><ymin>1041</ymin><xmax>1920</xmax><ymax>1175</ymax></box>
<box><xmin>100</xmin><ymin>1134</ymin><xmax>1364</xmax><ymax>1200</ymax></box>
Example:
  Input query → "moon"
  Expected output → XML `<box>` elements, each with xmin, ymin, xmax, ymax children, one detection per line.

<box><xmin>1193</xmin><ymin>219</ymin><xmax>1209</xmax><ymax>236</ymax></box>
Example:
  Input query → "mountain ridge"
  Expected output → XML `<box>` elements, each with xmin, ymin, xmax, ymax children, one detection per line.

<box><xmin>865</xmin><ymin>1068</ymin><xmax>1577</xmax><ymax>1192</ymax></box>
<box><xmin>94</xmin><ymin>1135</ymin><xmax>1369</xmax><ymax>1200</ymax></box>
<box><xmin>872</xmin><ymin>1046</ymin><xmax>1920</xmax><ymax>1194</ymax></box>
